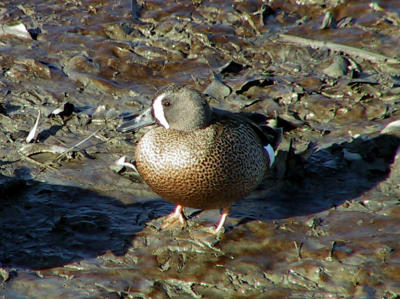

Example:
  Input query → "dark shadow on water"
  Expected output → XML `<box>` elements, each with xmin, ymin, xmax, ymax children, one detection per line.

<box><xmin>0</xmin><ymin>172</ymin><xmax>173</xmax><ymax>270</ymax></box>
<box><xmin>231</xmin><ymin>133</ymin><xmax>400</xmax><ymax>222</ymax></box>
<box><xmin>0</xmin><ymin>134</ymin><xmax>398</xmax><ymax>270</ymax></box>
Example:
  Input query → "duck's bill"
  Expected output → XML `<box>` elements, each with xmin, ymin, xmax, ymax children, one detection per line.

<box><xmin>117</xmin><ymin>107</ymin><xmax>155</xmax><ymax>132</ymax></box>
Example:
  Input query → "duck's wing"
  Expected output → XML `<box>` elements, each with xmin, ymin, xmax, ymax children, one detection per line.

<box><xmin>212</xmin><ymin>108</ymin><xmax>282</xmax><ymax>150</ymax></box>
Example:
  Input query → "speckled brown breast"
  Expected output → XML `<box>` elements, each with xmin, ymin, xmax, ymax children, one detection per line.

<box><xmin>135</xmin><ymin>119</ymin><xmax>268</xmax><ymax>210</ymax></box>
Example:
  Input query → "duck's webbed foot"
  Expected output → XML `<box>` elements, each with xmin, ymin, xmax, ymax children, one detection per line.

<box><xmin>200</xmin><ymin>209</ymin><xmax>229</xmax><ymax>235</ymax></box>
<box><xmin>161</xmin><ymin>204</ymin><xmax>187</xmax><ymax>230</ymax></box>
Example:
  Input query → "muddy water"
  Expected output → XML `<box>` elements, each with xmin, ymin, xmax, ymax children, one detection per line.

<box><xmin>0</xmin><ymin>0</ymin><xmax>400</xmax><ymax>297</ymax></box>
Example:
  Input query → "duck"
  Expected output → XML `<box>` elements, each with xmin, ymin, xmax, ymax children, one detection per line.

<box><xmin>118</xmin><ymin>84</ymin><xmax>281</xmax><ymax>232</ymax></box>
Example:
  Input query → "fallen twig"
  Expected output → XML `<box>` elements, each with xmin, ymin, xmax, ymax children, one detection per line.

<box><xmin>51</xmin><ymin>128</ymin><xmax>102</xmax><ymax>163</ymax></box>
<box><xmin>279</xmin><ymin>34</ymin><xmax>400</xmax><ymax>64</ymax></box>
<box><xmin>20</xmin><ymin>154</ymin><xmax>58</xmax><ymax>171</ymax></box>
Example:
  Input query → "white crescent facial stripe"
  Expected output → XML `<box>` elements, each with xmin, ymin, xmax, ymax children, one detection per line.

<box><xmin>152</xmin><ymin>93</ymin><xmax>170</xmax><ymax>129</ymax></box>
<box><xmin>264</xmin><ymin>144</ymin><xmax>275</xmax><ymax>167</ymax></box>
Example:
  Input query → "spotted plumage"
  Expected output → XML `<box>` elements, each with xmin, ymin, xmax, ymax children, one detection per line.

<box><xmin>119</xmin><ymin>85</ymin><xmax>281</xmax><ymax>232</ymax></box>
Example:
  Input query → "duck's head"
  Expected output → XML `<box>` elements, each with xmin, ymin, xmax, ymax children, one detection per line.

<box><xmin>118</xmin><ymin>85</ymin><xmax>212</xmax><ymax>132</ymax></box>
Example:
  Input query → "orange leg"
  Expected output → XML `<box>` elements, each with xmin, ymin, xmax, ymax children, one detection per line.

<box><xmin>215</xmin><ymin>211</ymin><xmax>228</xmax><ymax>232</ymax></box>
<box><xmin>172</xmin><ymin>204</ymin><xmax>185</xmax><ymax>223</ymax></box>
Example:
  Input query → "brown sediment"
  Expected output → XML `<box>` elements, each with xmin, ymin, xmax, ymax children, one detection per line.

<box><xmin>0</xmin><ymin>0</ymin><xmax>399</xmax><ymax>297</ymax></box>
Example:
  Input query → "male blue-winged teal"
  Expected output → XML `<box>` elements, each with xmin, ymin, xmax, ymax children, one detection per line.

<box><xmin>119</xmin><ymin>85</ymin><xmax>281</xmax><ymax>232</ymax></box>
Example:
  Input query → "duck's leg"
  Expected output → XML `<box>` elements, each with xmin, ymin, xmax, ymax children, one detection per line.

<box><xmin>215</xmin><ymin>208</ymin><xmax>230</xmax><ymax>233</ymax></box>
<box><xmin>215</xmin><ymin>212</ymin><xmax>228</xmax><ymax>232</ymax></box>
<box><xmin>161</xmin><ymin>204</ymin><xmax>187</xmax><ymax>229</ymax></box>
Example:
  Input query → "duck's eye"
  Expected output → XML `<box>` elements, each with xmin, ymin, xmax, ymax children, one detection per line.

<box><xmin>162</xmin><ymin>99</ymin><xmax>171</xmax><ymax>107</ymax></box>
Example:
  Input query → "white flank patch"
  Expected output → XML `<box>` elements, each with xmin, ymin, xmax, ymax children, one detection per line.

<box><xmin>264</xmin><ymin>144</ymin><xmax>275</xmax><ymax>167</ymax></box>
<box><xmin>152</xmin><ymin>93</ymin><xmax>170</xmax><ymax>129</ymax></box>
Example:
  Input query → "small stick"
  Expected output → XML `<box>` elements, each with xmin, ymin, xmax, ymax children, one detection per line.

<box><xmin>279</xmin><ymin>34</ymin><xmax>400</xmax><ymax>64</ymax></box>
<box><xmin>294</xmin><ymin>241</ymin><xmax>303</xmax><ymax>259</ymax></box>
<box><xmin>51</xmin><ymin>128</ymin><xmax>102</xmax><ymax>163</ymax></box>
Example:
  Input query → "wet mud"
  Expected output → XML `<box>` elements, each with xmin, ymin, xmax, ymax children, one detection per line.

<box><xmin>0</xmin><ymin>0</ymin><xmax>400</xmax><ymax>297</ymax></box>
